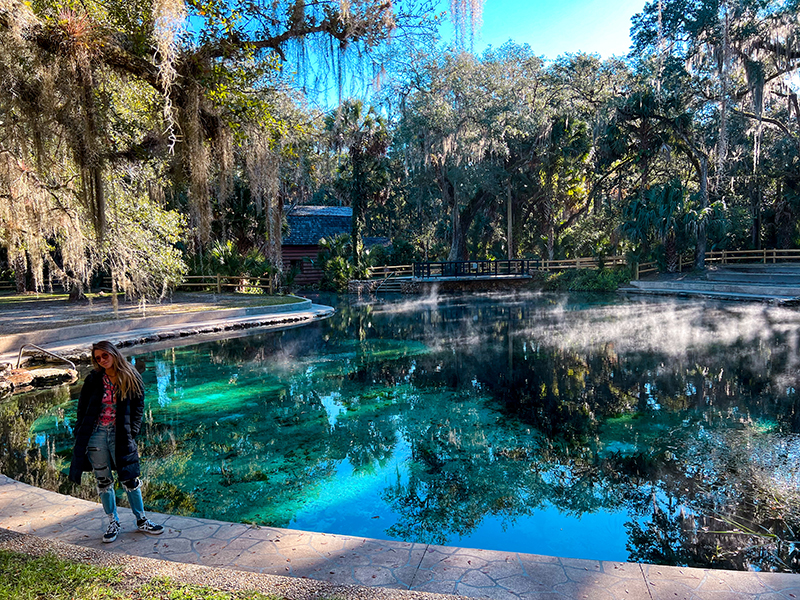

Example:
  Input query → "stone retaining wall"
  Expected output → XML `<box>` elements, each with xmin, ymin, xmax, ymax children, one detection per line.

<box><xmin>348</xmin><ymin>280</ymin><xmax>377</xmax><ymax>295</ymax></box>
<box><xmin>352</xmin><ymin>278</ymin><xmax>535</xmax><ymax>295</ymax></box>
<box><xmin>407</xmin><ymin>279</ymin><xmax>533</xmax><ymax>294</ymax></box>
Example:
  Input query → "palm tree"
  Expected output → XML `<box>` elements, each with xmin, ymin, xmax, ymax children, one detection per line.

<box><xmin>622</xmin><ymin>180</ymin><xmax>686</xmax><ymax>272</ymax></box>
<box><xmin>326</xmin><ymin>100</ymin><xmax>390</xmax><ymax>271</ymax></box>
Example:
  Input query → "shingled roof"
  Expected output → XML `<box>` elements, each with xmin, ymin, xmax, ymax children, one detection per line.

<box><xmin>283</xmin><ymin>206</ymin><xmax>351</xmax><ymax>246</ymax></box>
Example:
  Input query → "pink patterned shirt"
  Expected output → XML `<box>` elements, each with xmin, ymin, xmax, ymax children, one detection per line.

<box><xmin>97</xmin><ymin>374</ymin><xmax>116</xmax><ymax>427</ymax></box>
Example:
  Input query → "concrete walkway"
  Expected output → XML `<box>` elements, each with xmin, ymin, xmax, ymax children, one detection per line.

<box><xmin>0</xmin><ymin>300</ymin><xmax>335</xmax><ymax>366</ymax></box>
<box><xmin>623</xmin><ymin>264</ymin><xmax>800</xmax><ymax>303</ymax></box>
<box><xmin>2</xmin><ymin>474</ymin><xmax>800</xmax><ymax>600</ymax></box>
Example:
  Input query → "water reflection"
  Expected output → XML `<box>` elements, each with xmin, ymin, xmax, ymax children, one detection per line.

<box><xmin>5</xmin><ymin>292</ymin><xmax>800</xmax><ymax>571</ymax></box>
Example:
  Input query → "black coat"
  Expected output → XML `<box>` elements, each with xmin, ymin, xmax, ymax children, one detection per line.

<box><xmin>68</xmin><ymin>369</ymin><xmax>145</xmax><ymax>484</ymax></box>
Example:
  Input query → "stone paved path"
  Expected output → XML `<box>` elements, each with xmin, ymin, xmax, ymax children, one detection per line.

<box><xmin>3</xmin><ymin>474</ymin><xmax>800</xmax><ymax>599</ymax></box>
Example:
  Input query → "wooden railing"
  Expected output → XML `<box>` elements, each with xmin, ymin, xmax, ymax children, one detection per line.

<box><xmin>368</xmin><ymin>265</ymin><xmax>412</xmax><ymax>279</ymax></box>
<box><xmin>705</xmin><ymin>248</ymin><xmax>800</xmax><ymax>264</ymax></box>
<box><xmin>636</xmin><ymin>261</ymin><xmax>659</xmax><ymax>278</ymax></box>
<box><xmin>367</xmin><ymin>257</ymin><xmax>635</xmax><ymax>281</ymax></box>
<box><xmin>414</xmin><ymin>260</ymin><xmax>537</xmax><ymax>279</ymax></box>
<box><xmin>103</xmin><ymin>275</ymin><xmax>275</xmax><ymax>294</ymax></box>
<box><xmin>535</xmin><ymin>255</ymin><xmax>627</xmax><ymax>271</ymax></box>
<box><xmin>411</xmin><ymin>256</ymin><xmax>631</xmax><ymax>279</ymax></box>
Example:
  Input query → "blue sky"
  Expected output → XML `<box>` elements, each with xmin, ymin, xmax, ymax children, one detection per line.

<box><xmin>301</xmin><ymin>0</ymin><xmax>650</xmax><ymax>107</ymax></box>
<box><xmin>445</xmin><ymin>0</ymin><xmax>648</xmax><ymax>59</ymax></box>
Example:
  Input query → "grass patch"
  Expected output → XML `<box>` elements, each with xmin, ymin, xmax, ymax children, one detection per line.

<box><xmin>0</xmin><ymin>550</ymin><xmax>122</xmax><ymax>600</ymax></box>
<box><xmin>0</xmin><ymin>292</ymin><xmax>303</xmax><ymax>307</ymax></box>
<box><xmin>0</xmin><ymin>292</ymin><xmax>73</xmax><ymax>304</ymax></box>
<box><xmin>0</xmin><ymin>550</ymin><xmax>280</xmax><ymax>600</ymax></box>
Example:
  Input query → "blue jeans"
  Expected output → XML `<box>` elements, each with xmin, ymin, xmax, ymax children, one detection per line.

<box><xmin>87</xmin><ymin>425</ymin><xmax>146</xmax><ymax>522</ymax></box>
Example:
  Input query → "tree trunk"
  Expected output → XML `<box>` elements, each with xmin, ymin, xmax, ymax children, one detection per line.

<box><xmin>68</xmin><ymin>281</ymin><xmax>87</xmax><ymax>303</ymax></box>
<box><xmin>545</xmin><ymin>171</ymin><xmax>555</xmax><ymax>261</ymax></box>
<box><xmin>448</xmin><ymin>189</ymin><xmax>489</xmax><ymax>262</ymax></box>
<box><xmin>695</xmin><ymin>156</ymin><xmax>708</xmax><ymax>270</ymax></box>
<box><xmin>776</xmin><ymin>181</ymin><xmax>795</xmax><ymax>248</ymax></box>
<box><xmin>13</xmin><ymin>252</ymin><xmax>26</xmax><ymax>293</ymax></box>
<box><xmin>751</xmin><ymin>196</ymin><xmax>762</xmax><ymax>249</ymax></box>
<box><xmin>351</xmin><ymin>152</ymin><xmax>364</xmax><ymax>270</ymax></box>
<box><xmin>665</xmin><ymin>230</ymin><xmax>677</xmax><ymax>273</ymax></box>
<box><xmin>447</xmin><ymin>192</ymin><xmax>467</xmax><ymax>261</ymax></box>
<box><xmin>507</xmin><ymin>181</ymin><xmax>513</xmax><ymax>260</ymax></box>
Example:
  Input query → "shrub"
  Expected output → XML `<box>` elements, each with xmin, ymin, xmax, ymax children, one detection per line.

<box><xmin>538</xmin><ymin>267</ymin><xmax>633</xmax><ymax>292</ymax></box>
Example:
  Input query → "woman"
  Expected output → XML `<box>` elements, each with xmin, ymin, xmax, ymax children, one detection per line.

<box><xmin>69</xmin><ymin>341</ymin><xmax>164</xmax><ymax>542</ymax></box>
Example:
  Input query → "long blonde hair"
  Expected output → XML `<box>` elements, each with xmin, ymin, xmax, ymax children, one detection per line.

<box><xmin>91</xmin><ymin>341</ymin><xmax>144</xmax><ymax>401</ymax></box>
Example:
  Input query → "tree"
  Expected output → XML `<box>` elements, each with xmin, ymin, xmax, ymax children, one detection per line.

<box><xmin>394</xmin><ymin>46</ymin><xmax>550</xmax><ymax>261</ymax></box>
<box><xmin>326</xmin><ymin>99</ymin><xmax>390</xmax><ymax>270</ymax></box>
<box><xmin>622</xmin><ymin>179</ymin><xmax>688</xmax><ymax>271</ymax></box>
<box><xmin>0</xmin><ymin>0</ymin><xmax>445</xmax><ymax>296</ymax></box>
<box><xmin>536</xmin><ymin>115</ymin><xmax>592</xmax><ymax>260</ymax></box>
<box><xmin>630</xmin><ymin>0</ymin><xmax>800</xmax><ymax>254</ymax></box>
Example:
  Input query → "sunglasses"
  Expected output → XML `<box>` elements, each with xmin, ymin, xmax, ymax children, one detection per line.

<box><xmin>93</xmin><ymin>352</ymin><xmax>112</xmax><ymax>361</ymax></box>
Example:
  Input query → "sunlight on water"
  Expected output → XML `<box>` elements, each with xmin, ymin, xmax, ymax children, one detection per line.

<box><xmin>11</xmin><ymin>291</ymin><xmax>800</xmax><ymax>571</ymax></box>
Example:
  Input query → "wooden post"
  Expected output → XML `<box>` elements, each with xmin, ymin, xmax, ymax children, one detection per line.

<box><xmin>763</xmin><ymin>249</ymin><xmax>767</xmax><ymax>264</ymax></box>
<box><xmin>216</xmin><ymin>274</ymin><xmax>221</xmax><ymax>294</ymax></box>
<box><xmin>635</xmin><ymin>261</ymin><xmax>640</xmax><ymax>280</ymax></box>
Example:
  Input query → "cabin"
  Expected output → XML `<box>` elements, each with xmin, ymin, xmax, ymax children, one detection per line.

<box><xmin>282</xmin><ymin>205</ymin><xmax>351</xmax><ymax>286</ymax></box>
<box><xmin>281</xmin><ymin>205</ymin><xmax>390</xmax><ymax>286</ymax></box>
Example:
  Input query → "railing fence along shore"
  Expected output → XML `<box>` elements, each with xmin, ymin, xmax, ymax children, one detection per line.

<box><xmin>99</xmin><ymin>275</ymin><xmax>276</xmax><ymax>294</ymax></box>
<box><xmin>384</xmin><ymin>249</ymin><xmax>800</xmax><ymax>282</ymax></box>
<box><xmin>4</xmin><ymin>249</ymin><xmax>800</xmax><ymax>294</ymax></box>
<box><xmin>408</xmin><ymin>256</ymin><xmax>630</xmax><ymax>280</ymax></box>
<box><xmin>638</xmin><ymin>248</ymin><xmax>800</xmax><ymax>279</ymax></box>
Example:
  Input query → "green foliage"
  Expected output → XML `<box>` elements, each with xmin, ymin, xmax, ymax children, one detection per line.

<box><xmin>280</xmin><ymin>262</ymin><xmax>301</xmax><ymax>293</ymax></box>
<box><xmin>207</xmin><ymin>241</ymin><xmax>268</xmax><ymax>278</ymax></box>
<box><xmin>325</xmin><ymin>100</ymin><xmax>391</xmax><ymax>269</ymax></box>
<box><xmin>622</xmin><ymin>181</ymin><xmax>686</xmax><ymax>247</ymax></box>
<box><xmin>0</xmin><ymin>0</ymin><xmax>440</xmax><ymax>296</ymax></box>
<box><xmin>537</xmin><ymin>267</ymin><xmax>633</xmax><ymax>292</ymax></box>
<box><xmin>102</xmin><ymin>188</ymin><xmax>188</xmax><ymax>298</ymax></box>
<box><xmin>367</xmin><ymin>239</ymin><xmax>421</xmax><ymax>266</ymax></box>
<box><xmin>5</xmin><ymin>0</ymin><xmax>798</xmax><ymax>284</ymax></box>
<box><xmin>317</xmin><ymin>233</ymin><xmax>368</xmax><ymax>291</ymax></box>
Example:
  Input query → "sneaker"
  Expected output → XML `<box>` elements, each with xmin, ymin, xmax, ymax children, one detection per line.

<box><xmin>137</xmin><ymin>518</ymin><xmax>164</xmax><ymax>535</ymax></box>
<box><xmin>103</xmin><ymin>519</ymin><xmax>120</xmax><ymax>543</ymax></box>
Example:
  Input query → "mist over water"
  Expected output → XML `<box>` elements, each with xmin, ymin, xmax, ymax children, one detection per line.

<box><xmin>10</xmin><ymin>291</ymin><xmax>800</xmax><ymax>571</ymax></box>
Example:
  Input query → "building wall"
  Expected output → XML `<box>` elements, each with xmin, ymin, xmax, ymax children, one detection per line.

<box><xmin>283</xmin><ymin>245</ymin><xmax>323</xmax><ymax>285</ymax></box>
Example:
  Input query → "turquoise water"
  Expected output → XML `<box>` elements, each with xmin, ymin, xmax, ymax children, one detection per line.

<box><xmin>21</xmin><ymin>292</ymin><xmax>800</xmax><ymax>571</ymax></box>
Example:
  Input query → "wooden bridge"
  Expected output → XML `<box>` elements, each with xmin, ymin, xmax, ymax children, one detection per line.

<box><xmin>366</xmin><ymin>250</ymin><xmax>800</xmax><ymax>294</ymax></box>
<box><xmin>366</xmin><ymin>256</ymin><xmax>629</xmax><ymax>292</ymax></box>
